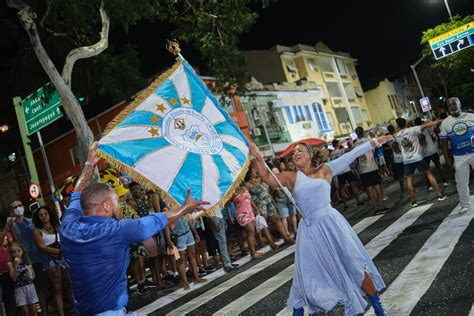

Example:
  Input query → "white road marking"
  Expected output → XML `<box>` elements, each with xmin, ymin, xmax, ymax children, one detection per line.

<box><xmin>213</xmin><ymin>265</ymin><xmax>295</xmax><ymax>316</ymax></box>
<box><xmin>353</xmin><ymin>214</ymin><xmax>384</xmax><ymax>234</ymax></box>
<box><xmin>136</xmin><ymin>240</ymin><xmax>284</xmax><ymax>315</ymax></box>
<box><xmin>366</xmin><ymin>201</ymin><xmax>474</xmax><ymax>315</ymax></box>
<box><xmin>165</xmin><ymin>245</ymin><xmax>296</xmax><ymax>315</ymax></box>
<box><xmin>365</xmin><ymin>204</ymin><xmax>432</xmax><ymax>258</ymax></box>
<box><xmin>469</xmin><ymin>304</ymin><xmax>474</xmax><ymax>316</ymax></box>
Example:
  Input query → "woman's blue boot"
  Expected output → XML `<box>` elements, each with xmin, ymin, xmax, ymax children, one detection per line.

<box><xmin>368</xmin><ymin>294</ymin><xmax>388</xmax><ymax>316</ymax></box>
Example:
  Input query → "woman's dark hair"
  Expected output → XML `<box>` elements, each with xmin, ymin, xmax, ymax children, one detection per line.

<box><xmin>32</xmin><ymin>205</ymin><xmax>59</xmax><ymax>230</ymax></box>
<box><xmin>244</xmin><ymin>167</ymin><xmax>254</xmax><ymax>182</ymax></box>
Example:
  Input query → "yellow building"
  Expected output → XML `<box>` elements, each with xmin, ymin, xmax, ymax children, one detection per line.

<box><xmin>364</xmin><ymin>78</ymin><xmax>404</xmax><ymax>126</ymax></box>
<box><xmin>243</xmin><ymin>42</ymin><xmax>374</xmax><ymax>136</ymax></box>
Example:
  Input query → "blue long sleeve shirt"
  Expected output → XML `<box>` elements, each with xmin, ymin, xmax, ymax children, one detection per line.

<box><xmin>60</xmin><ymin>192</ymin><xmax>168</xmax><ymax>315</ymax></box>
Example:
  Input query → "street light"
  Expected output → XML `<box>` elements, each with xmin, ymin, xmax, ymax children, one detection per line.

<box><xmin>444</xmin><ymin>0</ymin><xmax>453</xmax><ymax>20</ymax></box>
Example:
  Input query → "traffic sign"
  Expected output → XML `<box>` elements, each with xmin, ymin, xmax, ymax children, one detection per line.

<box><xmin>420</xmin><ymin>97</ymin><xmax>432</xmax><ymax>113</ymax></box>
<box><xmin>22</xmin><ymin>82</ymin><xmax>63</xmax><ymax>135</ymax></box>
<box><xmin>29</xmin><ymin>183</ymin><xmax>41</xmax><ymax>199</ymax></box>
<box><xmin>428</xmin><ymin>22</ymin><xmax>473</xmax><ymax>60</ymax></box>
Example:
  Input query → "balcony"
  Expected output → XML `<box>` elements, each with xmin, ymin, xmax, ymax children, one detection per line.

<box><xmin>322</xmin><ymin>71</ymin><xmax>336</xmax><ymax>81</ymax></box>
<box><xmin>331</xmin><ymin>97</ymin><xmax>344</xmax><ymax>107</ymax></box>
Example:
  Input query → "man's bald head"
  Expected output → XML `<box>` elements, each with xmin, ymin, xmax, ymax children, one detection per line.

<box><xmin>80</xmin><ymin>183</ymin><xmax>117</xmax><ymax>215</ymax></box>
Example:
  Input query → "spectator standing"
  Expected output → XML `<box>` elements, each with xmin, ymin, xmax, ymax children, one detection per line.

<box><xmin>8</xmin><ymin>242</ymin><xmax>39</xmax><ymax>316</ymax></box>
<box><xmin>395</xmin><ymin>118</ymin><xmax>447</xmax><ymax>207</ymax></box>
<box><xmin>354</xmin><ymin>128</ymin><xmax>388</xmax><ymax>215</ymax></box>
<box><xmin>440</xmin><ymin>97</ymin><xmax>474</xmax><ymax>214</ymax></box>
<box><xmin>9</xmin><ymin>201</ymin><xmax>49</xmax><ymax>316</ymax></box>
<box><xmin>388</xmin><ymin>125</ymin><xmax>405</xmax><ymax>194</ymax></box>
<box><xmin>32</xmin><ymin>206</ymin><xmax>71</xmax><ymax>316</ymax></box>
<box><xmin>1</xmin><ymin>227</ymin><xmax>15</xmax><ymax>316</ymax></box>
<box><xmin>209</xmin><ymin>212</ymin><xmax>238</xmax><ymax>273</ymax></box>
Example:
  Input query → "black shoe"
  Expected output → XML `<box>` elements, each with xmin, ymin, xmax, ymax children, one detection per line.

<box><xmin>224</xmin><ymin>266</ymin><xmax>237</xmax><ymax>273</ymax></box>
<box><xmin>143</xmin><ymin>279</ymin><xmax>156</xmax><ymax>288</ymax></box>
<box><xmin>231</xmin><ymin>263</ymin><xmax>239</xmax><ymax>267</ymax></box>
<box><xmin>204</xmin><ymin>266</ymin><xmax>217</xmax><ymax>273</ymax></box>
<box><xmin>137</xmin><ymin>283</ymin><xmax>147</xmax><ymax>295</ymax></box>
<box><xmin>172</xmin><ymin>275</ymin><xmax>181</xmax><ymax>285</ymax></box>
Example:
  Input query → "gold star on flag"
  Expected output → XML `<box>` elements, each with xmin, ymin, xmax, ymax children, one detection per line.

<box><xmin>156</xmin><ymin>103</ymin><xmax>166</xmax><ymax>113</ymax></box>
<box><xmin>181</xmin><ymin>96</ymin><xmax>190</xmax><ymax>105</ymax></box>
<box><xmin>169</xmin><ymin>98</ymin><xmax>178</xmax><ymax>106</ymax></box>
<box><xmin>148</xmin><ymin>127</ymin><xmax>159</xmax><ymax>137</ymax></box>
<box><xmin>151</xmin><ymin>115</ymin><xmax>160</xmax><ymax>124</ymax></box>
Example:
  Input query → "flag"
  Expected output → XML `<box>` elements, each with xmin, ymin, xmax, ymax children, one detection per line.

<box><xmin>97</xmin><ymin>58</ymin><xmax>250</xmax><ymax>215</ymax></box>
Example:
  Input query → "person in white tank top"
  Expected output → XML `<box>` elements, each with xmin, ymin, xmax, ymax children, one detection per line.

<box><xmin>32</xmin><ymin>206</ymin><xmax>70</xmax><ymax>316</ymax></box>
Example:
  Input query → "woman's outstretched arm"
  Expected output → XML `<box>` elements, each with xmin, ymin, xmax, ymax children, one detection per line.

<box><xmin>327</xmin><ymin>135</ymin><xmax>393</xmax><ymax>177</ymax></box>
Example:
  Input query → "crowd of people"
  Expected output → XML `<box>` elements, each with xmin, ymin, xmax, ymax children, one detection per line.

<box><xmin>0</xmin><ymin>97</ymin><xmax>471</xmax><ymax>315</ymax></box>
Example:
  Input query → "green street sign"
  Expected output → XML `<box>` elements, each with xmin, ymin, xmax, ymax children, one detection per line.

<box><xmin>22</xmin><ymin>82</ymin><xmax>63</xmax><ymax>135</ymax></box>
<box><xmin>428</xmin><ymin>22</ymin><xmax>474</xmax><ymax>60</ymax></box>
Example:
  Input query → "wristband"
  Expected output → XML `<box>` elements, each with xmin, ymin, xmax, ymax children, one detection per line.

<box><xmin>84</xmin><ymin>161</ymin><xmax>95</xmax><ymax>168</ymax></box>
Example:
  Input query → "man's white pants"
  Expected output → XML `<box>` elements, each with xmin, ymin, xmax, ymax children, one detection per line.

<box><xmin>454</xmin><ymin>153</ymin><xmax>474</xmax><ymax>208</ymax></box>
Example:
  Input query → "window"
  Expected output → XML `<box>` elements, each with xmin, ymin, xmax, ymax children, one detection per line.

<box><xmin>298</xmin><ymin>105</ymin><xmax>306</xmax><ymax>121</ymax></box>
<box><xmin>336</xmin><ymin>59</ymin><xmax>348</xmax><ymax>74</ymax></box>
<box><xmin>285</xmin><ymin>60</ymin><xmax>298</xmax><ymax>73</ymax></box>
<box><xmin>344</xmin><ymin>83</ymin><xmax>356</xmax><ymax>99</ymax></box>
<box><xmin>293</xmin><ymin>105</ymin><xmax>302</xmax><ymax>122</ymax></box>
<box><xmin>350</xmin><ymin>107</ymin><xmax>362</xmax><ymax>123</ymax></box>
<box><xmin>326</xmin><ymin>112</ymin><xmax>335</xmax><ymax>129</ymax></box>
<box><xmin>312</xmin><ymin>103</ymin><xmax>331</xmax><ymax>132</ymax></box>
<box><xmin>387</xmin><ymin>95</ymin><xmax>396</xmax><ymax>109</ymax></box>
<box><xmin>318</xmin><ymin>57</ymin><xmax>334</xmax><ymax>72</ymax></box>
<box><xmin>334</xmin><ymin>108</ymin><xmax>350</xmax><ymax>123</ymax></box>
<box><xmin>304</xmin><ymin>105</ymin><xmax>313</xmax><ymax>121</ymax></box>
<box><xmin>284</xmin><ymin>106</ymin><xmax>294</xmax><ymax>124</ymax></box>
<box><xmin>307</xmin><ymin>58</ymin><xmax>318</xmax><ymax>71</ymax></box>
<box><xmin>361</xmin><ymin>109</ymin><xmax>369</xmax><ymax>121</ymax></box>
<box><xmin>326</xmin><ymin>82</ymin><xmax>342</xmax><ymax>97</ymax></box>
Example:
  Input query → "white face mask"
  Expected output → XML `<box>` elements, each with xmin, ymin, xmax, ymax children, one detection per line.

<box><xmin>13</xmin><ymin>206</ymin><xmax>24</xmax><ymax>216</ymax></box>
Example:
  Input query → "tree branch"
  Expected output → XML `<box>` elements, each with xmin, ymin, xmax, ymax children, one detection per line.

<box><xmin>61</xmin><ymin>2</ymin><xmax>110</xmax><ymax>87</ymax></box>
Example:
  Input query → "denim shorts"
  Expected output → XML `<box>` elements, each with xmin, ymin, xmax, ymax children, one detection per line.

<box><xmin>176</xmin><ymin>230</ymin><xmax>195</xmax><ymax>252</ymax></box>
<box><xmin>276</xmin><ymin>200</ymin><xmax>290</xmax><ymax>218</ymax></box>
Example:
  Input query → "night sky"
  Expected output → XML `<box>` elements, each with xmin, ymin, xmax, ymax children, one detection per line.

<box><xmin>0</xmin><ymin>0</ymin><xmax>473</xmax><ymax>154</ymax></box>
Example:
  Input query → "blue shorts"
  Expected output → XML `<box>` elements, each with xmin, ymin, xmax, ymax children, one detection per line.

<box><xmin>276</xmin><ymin>200</ymin><xmax>289</xmax><ymax>218</ymax></box>
<box><xmin>404</xmin><ymin>159</ymin><xmax>429</xmax><ymax>176</ymax></box>
<box><xmin>176</xmin><ymin>230</ymin><xmax>195</xmax><ymax>252</ymax></box>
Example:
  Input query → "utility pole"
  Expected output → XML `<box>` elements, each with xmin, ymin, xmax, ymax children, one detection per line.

<box><xmin>13</xmin><ymin>97</ymin><xmax>44</xmax><ymax>204</ymax></box>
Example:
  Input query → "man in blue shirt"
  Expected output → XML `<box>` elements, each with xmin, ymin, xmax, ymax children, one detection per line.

<box><xmin>60</xmin><ymin>142</ymin><xmax>209</xmax><ymax>315</ymax></box>
<box><xmin>440</xmin><ymin>97</ymin><xmax>474</xmax><ymax>214</ymax></box>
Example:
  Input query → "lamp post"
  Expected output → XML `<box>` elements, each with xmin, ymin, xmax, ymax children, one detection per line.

<box><xmin>410</xmin><ymin>54</ymin><xmax>433</xmax><ymax>119</ymax></box>
<box><xmin>444</xmin><ymin>0</ymin><xmax>453</xmax><ymax>20</ymax></box>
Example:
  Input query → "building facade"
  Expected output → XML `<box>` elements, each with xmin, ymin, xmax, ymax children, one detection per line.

<box><xmin>364</xmin><ymin>78</ymin><xmax>404</xmax><ymax>126</ymax></box>
<box><xmin>243</xmin><ymin>42</ymin><xmax>374</xmax><ymax>138</ymax></box>
<box><xmin>243</xmin><ymin>79</ymin><xmax>334</xmax><ymax>157</ymax></box>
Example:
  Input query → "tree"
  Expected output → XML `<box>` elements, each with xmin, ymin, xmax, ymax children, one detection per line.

<box><xmin>420</xmin><ymin>15</ymin><xmax>474</xmax><ymax>106</ymax></box>
<box><xmin>6</xmin><ymin>0</ymin><xmax>264</xmax><ymax>165</ymax></box>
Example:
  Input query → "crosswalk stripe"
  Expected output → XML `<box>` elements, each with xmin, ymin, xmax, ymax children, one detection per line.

<box><xmin>164</xmin><ymin>245</ymin><xmax>296</xmax><ymax>315</ymax></box>
<box><xmin>365</xmin><ymin>204</ymin><xmax>432</xmax><ymax>258</ymax></box>
<box><xmin>213</xmin><ymin>265</ymin><xmax>295</xmax><ymax>316</ymax></box>
<box><xmin>469</xmin><ymin>304</ymin><xmax>474</xmax><ymax>316</ymax></box>
<box><xmin>353</xmin><ymin>214</ymin><xmax>384</xmax><ymax>234</ymax></box>
<box><xmin>136</xmin><ymin>239</ymin><xmax>285</xmax><ymax>315</ymax></box>
<box><xmin>277</xmin><ymin>204</ymin><xmax>433</xmax><ymax>315</ymax></box>
<box><xmin>366</xmin><ymin>205</ymin><xmax>474</xmax><ymax>315</ymax></box>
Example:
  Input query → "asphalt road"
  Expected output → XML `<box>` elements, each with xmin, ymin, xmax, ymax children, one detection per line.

<box><xmin>126</xmin><ymin>167</ymin><xmax>474</xmax><ymax>316</ymax></box>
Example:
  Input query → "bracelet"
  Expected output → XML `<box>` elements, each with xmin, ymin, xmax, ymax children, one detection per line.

<box><xmin>84</xmin><ymin>161</ymin><xmax>95</xmax><ymax>168</ymax></box>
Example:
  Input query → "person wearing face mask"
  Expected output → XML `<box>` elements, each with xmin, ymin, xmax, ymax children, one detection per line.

<box><xmin>249</xmin><ymin>134</ymin><xmax>393</xmax><ymax>316</ymax></box>
<box><xmin>59</xmin><ymin>142</ymin><xmax>209</xmax><ymax>316</ymax></box>
<box><xmin>9</xmin><ymin>200</ymin><xmax>50</xmax><ymax>316</ymax></box>
<box><xmin>440</xmin><ymin>97</ymin><xmax>474</xmax><ymax>214</ymax></box>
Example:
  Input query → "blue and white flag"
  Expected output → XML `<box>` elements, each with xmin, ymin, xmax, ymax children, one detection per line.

<box><xmin>97</xmin><ymin>58</ymin><xmax>250</xmax><ymax>215</ymax></box>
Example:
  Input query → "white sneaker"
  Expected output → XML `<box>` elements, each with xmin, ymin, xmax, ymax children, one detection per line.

<box><xmin>428</xmin><ymin>186</ymin><xmax>433</xmax><ymax>192</ymax></box>
<box><xmin>459</xmin><ymin>207</ymin><xmax>469</xmax><ymax>214</ymax></box>
<box><xmin>443</xmin><ymin>182</ymin><xmax>450</xmax><ymax>187</ymax></box>
<box><xmin>437</xmin><ymin>195</ymin><xmax>448</xmax><ymax>201</ymax></box>
<box><xmin>383</xmin><ymin>196</ymin><xmax>389</xmax><ymax>201</ymax></box>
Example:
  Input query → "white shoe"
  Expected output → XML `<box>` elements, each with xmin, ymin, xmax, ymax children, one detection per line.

<box><xmin>437</xmin><ymin>195</ymin><xmax>448</xmax><ymax>201</ymax></box>
<box><xmin>459</xmin><ymin>207</ymin><xmax>469</xmax><ymax>214</ymax></box>
<box><xmin>383</xmin><ymin>196</ymin><xmax>389</xmax><ymax>201</ymax></box>
<box><xmin>443</xmin><ymin>182</ymin><xmax>450</xmax><ymax>187</ymax></box>
<box><xmin>428</xmin><ymin>186</ymin><xmax>433</xmax><ymax>192</ymax></box>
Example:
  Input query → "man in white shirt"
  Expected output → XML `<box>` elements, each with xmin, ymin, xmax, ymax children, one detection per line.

<box><xmin>387</xmin><ymin>125</ymin><xmax>404</xmax><ymax>194</ymax></box>
<box><xmin>414</xmin><ymin>117</ymin><xmax>449</xmax><ymax>190</ymax></box>
<box><xmin>440</xmin><ymin>97</ymin><xmax>474</xmax><ymax>214</ymax></box>
<box><xmin>354</xmin><ymin>127</ymin><xmax>387</xmax><ymax>215</ymax></box>
<box><xmin>395</xmin><ymin>118</ymin><xmax>447</xmax><ymax>207</ymax></box>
